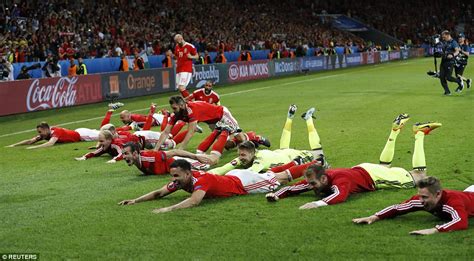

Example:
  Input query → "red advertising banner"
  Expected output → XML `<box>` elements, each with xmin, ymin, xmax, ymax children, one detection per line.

<box><xmin>0</xmin><ymin>75</ymin><xmax>102</xmax><ymax>116</ymax></box>
<box><xmin>228</xmin><ymin>60</ymin><xmax>270</xmax><ymax>82</ymax></box>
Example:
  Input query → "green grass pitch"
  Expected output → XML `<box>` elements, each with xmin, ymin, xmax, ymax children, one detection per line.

<box><xmin>0</xmin><ymin>58</ymin><xmax>473</xmax><ymax>260</ymax></box>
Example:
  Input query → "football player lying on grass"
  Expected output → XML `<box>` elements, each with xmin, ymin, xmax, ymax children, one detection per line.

<box><xmin>266</xmin><ymin>114</ymin><xmax>442</xmax><ymax>210</ymax></box>
<box><xmin>118</xmin><ymin>158</ymin><xmax>310</xmax><ymax>213</ymax></box>
<box><xmin>75</xmin><ymin>130</ymin><xmax>127</xmax><ymax>163</ymax></box>
<box><xmin>353</xmin><ymin>177</ymin><xmax>474</xmax><ymax>235</ymax></box>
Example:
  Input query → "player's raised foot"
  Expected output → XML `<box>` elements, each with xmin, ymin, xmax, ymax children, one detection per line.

<box><xmin>467</xmin><ymin>79</ymin><xmax>472</xmax><ymax>89</ymax></box>
<box><xmin>455</xmin><ymin>79</ymin><xmax>464</xmax><ymax>93</ymax></box>
<box><xmin>257</xmin><ymin>136</ymin><xmax>271</xmax><ymax>148</ymax></box>
<box><xmin>301</xmin><ymin>107</ymin><xmax>316</xmax><ymax>120</ymax></box>
<box><xmin>392</xmin><ymin>113</ymin><xmax>410</xmax><ymax>131</ymax></box>
<box><xmin>108</xmin><ymin>102</ymin><xmax>124</xmax><ymax>110</ymax></box>
<box><xmin>413</xmin><ymin>122</ymin><xmax>442</xmax><ymax>135</ymax></box>
<box><xmin>195</xmin><ymin>125</ymin><xmax>203</xmax><ymax>133</ymax></box>
<box><xmin>288</xmin><ymin>104</ymin><xmax>297</xmax><ymax>119</ymax></box>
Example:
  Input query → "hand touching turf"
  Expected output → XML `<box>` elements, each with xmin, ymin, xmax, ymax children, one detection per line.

<box><xmin>118</xmin><ymin>199</ymin><xmax>136</xmax><ymax>206</ymax></box>
<box><xmin>409</xmin><ymin>228</ymin><xmax>439</xmax><ymax>235</ymax></box>
<box><xmin>352</xmin><ymin>215</ymin><xmax>380</xmax><ymax>224</ymax></box>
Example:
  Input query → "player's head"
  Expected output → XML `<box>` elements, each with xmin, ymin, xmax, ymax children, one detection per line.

<box><xmin>174</xmin><ymin>34</ymin><xmax>184</xmax><ymax>46</ymax></box>
<box><xmin>123</xmin><ymin>142</ymin><xmax>140</xmax><ymax>166</ymax></box>
<box><xmin>100</xmin><ymin>123</ymin><xmax>117</xmax><ymax>136</ymax></box>
<box><xmin>237</xmin><ymin>141</ymin><xmax>256</xmax><ymax>168</ymax></box>
<box><xmin>441</xmin><ymin>30</ymin><xmax>451</xmax><ymax>41</ymax></box>
<box><xmin>304</xmin><ymin>164</ymin><xmax>329</xmax><ymax>193</ymax></box>
<box><xmin>36</xmin><ymin>122</ymin><xmax>51</xmax><ymax>139</ymax></box>
<box><xmin>120</xmin><ymin>110</ymin><xmax>132</xmax><ymax>124</ymax></box>
<box><xmin>417</xmin><ymin>176</ymin><xmax>442</xmax><ymax>211</ymax></box>
<box><xmin>98</xmin><ymin>130</ymin><xmax>113</xmax><ymax>149</ymax></box>
<box><xmin>204</xmin><ymin>81</ymin><xmax>213</xmax><ymax>95</ymax></box>
<box><xmin>169</xmin><ymin>96</ymin><xmax>186</xmax><ymax>117</ymax></box>
<box><xmin>169</xmin><ymin>159</ymin><xmax>193</xmax><ymax>189</ymax></box>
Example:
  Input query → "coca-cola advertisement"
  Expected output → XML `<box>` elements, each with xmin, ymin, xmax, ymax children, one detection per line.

<box><xmin>0</xmin><ymin>75</ymin><xmax>102</xmax><ymax>116</ymax></box>
<box><xmin>227</xmin><ymin>61</ymin><xmax>270</xmax><ymax>83</ymax></box>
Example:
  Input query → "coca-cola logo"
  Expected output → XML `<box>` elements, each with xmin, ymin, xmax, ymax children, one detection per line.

<box><xmin>228</xmin><ymin>64</ymin><xmax>239</xmax><ymax>80</ymax></box>
<box><xmin>27</xmin><ymin>77</ymin><xmax>78</xmax><ymax>111</ymax></box>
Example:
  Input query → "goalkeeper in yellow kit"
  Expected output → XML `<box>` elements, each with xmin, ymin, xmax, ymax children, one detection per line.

<box><xmin>209</xmin><ymin>105</ymin><xmax>329</xmax><ymax>175</ymax></box>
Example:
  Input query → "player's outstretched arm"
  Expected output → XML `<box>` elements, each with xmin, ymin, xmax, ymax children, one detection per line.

<box><xmin>6</xmin><ymin>136</ymin><xmax>40</xmax><ymax>147</ymax></box>
<box><xmin>352</xmin><ymin>215</ymin><xmax>380</xmax><ymax>225</ymax></box>
<box><xmin>176</xmin><ymin>121</ymin><xmax>197</xmax><ymax>150</ymax></box>
<box><xmin>409</xmin><ymin>228</ymin><xmax>439</xmax><ymax>236</ymax></box>
<box><xmin>27</xmin><ymin>137</ymin><xmax>58</xmax><ymax>149</ymax></box>
<box><xmin>118</xmin><ymin>184</ymin><xmax>173</xmax><ymax>206</ymax></box>
<box><xmin>152</xmin><ymin>190</ymin><xmax>206</xmax><ymax>214</ymax></box>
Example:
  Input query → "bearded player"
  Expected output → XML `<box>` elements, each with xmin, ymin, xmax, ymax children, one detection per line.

<box><xmin>174</xmin><ymin>34</ymin><xmax>198</xmax><ymax>98</ymax></box>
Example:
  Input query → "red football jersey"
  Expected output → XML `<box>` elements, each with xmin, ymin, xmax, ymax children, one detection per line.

<box><xmin>375</xmin><ymin>190</ymin><xmax>474</xmax><ymax>232</ymax></box>
<box><xmin>174</xmin><ymin>42</ymin><xmax>197</xmax><ymax>73</ymax></box>
<box><xmin>169</xmin><ymin>101</ymin><xmax>224</xmax><ymax>125</ymax></box>
<box><xmin>274</xmin><ymin>167</ymin><xmax>375</xmax><ymax>205</ymax></box>
<box><xmin>49</xmin><ymin>127</ymin><xmax>81</xmax><ymax>143</ymax></box>
<box><xmin>166</xmin><ymin>171</ymin><xmax>247</xmax><ymax>198</ymax></box>
<box><xmin>138</xmin><ymin>150</ymin><xmax>175</xmax><ymax>175</ymax></box>
<box><xmin>191</xmin><ymin>89</ymin><xmax>220</xmax><ymax>105</ymax></box>
<box><xmin>84</xmin><ymin>138</ymin><xmax>124</xmax><ymax>161</ymax></box>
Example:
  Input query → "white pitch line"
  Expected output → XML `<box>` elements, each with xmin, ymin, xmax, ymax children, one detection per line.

<box><xmin>0</xmin><ymin>64</ymin><xmax>393</xmax><ymax>138</ymax></box>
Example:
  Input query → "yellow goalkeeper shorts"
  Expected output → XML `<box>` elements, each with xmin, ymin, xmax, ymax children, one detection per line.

<box><xmin>357</xmin><ymin>163</ymin><xmax>415</xmax><ymax>189</ymax></box>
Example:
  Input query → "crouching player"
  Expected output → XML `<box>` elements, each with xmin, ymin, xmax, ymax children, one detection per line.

<box><xmin>353</xmin><ymin>176</ymin><xmax>474</xmax><ymax>235</ymax></box>
<box><xmin>266</xmin><ymin>114</ymin><xmax>442</xmax><ymax>210</ymax></box>
<box><xmin>118</xmin><ymin>159</ymin><xmax>309</xmax><ymax>213</ymax></box>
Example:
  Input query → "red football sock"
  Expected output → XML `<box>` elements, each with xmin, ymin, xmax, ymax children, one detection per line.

<box><xmin>143</xmin><ymin>105</ymin><xmax>156</xmax><ymax>131</ymax></box>
<box><xmin>161</xmin><ymin>111</ymin><xmax>169</xmax><ymax>131</ymax></box>
<box><xmin>211</xmin><ymin>130</ymin><xmax>229</xmax><ymax>156</ymax></box>
<box><xmin>180</xmin><ymin>89</ymin><xmax>190</xmax><ymax>98</ymax></box>
<box><xmin>270</xmin><ymin>161</ymin><xmax>297</xmax><ymax>173</ymax></box>
<box><xmin>172</xmin><ymin>130</ymin><xmax>188</xmax><ymax>144</ymax></box>
<box><xmin>100</xmin><ymin>110</ymin><xmax>113</xmax><ymax>127</ymax></box>
<box><xmin>197</xmin><ymin>130</ymin><xmax>220</xmax><ymax>153</ymax></box>
<box><xmin>287</xmin><ymin>161</ymin><xmax>320</xmax><ymax>179</ymax></box>
<box><xmin>171</xmin><ymin>121</ymin><xmax>186</xmax><ymax>137</ymax></box>
<box><xmin>117</xmin><ymin>125</ymin><xmax>132</xmax><ymax>131</ymax></box>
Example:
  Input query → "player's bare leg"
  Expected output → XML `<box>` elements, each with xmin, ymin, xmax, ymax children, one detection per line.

<box><xmin>409</xmin><ymin>122</ymin><xmax>442</xmax><ymax>183</ymax></box>
<box><xmin>178</xmin><ymin>85</ymin><xmax>190</xmax><ymax>98</ymax></box>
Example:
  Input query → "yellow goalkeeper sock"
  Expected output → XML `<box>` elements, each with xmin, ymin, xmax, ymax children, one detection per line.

<box><xmin>306</xmin><ymin>118</ymin><xmax>321</xmax><ymax>150</ymax></box>
<box><xmin>379</xmin><ymin>129</ymin><xmax>400</xmax><ymax>164</ymax></box>
<box><xmin>279</xmin><ymin>118</ymin><xmax>292</xmax><ymax>149</ymax></box>
<box><xmin>412</xmin><ymin>131</ymin><xmax>426</xmax><ymax>170</ymax></box>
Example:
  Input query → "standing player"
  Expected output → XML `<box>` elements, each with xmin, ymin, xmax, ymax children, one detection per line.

<box><xmin>353</xmin><ymin>177</ymin><xmax>474</xmax><ymax>235</ymax></box>
<box><xmin>454</xmin><ymin>33</ymin><xmax>472</xmax><ymax>91</ymax></box>
<box><xmin>118</xmin><ymin>159</ymin><xmax>302</xmax><ymax>213</ymax></box>
<box><xmin>6</xmin><ymin>122</ymin><xmax>100</xmax><ymax>149</ymax></box>
<box><xmin>266</xmin><ymin>114</ymin><xmax>442</xmax><ymax>210</ymax></box>
<box><xmin>209</xmin><ymin>104</ymin><xmax>327</xmax><ymax>175</ymax></box>
<box><xmin>174</xmin><ymin>34</ymin><xmax>198</xmax><ymax>98</ymax></box>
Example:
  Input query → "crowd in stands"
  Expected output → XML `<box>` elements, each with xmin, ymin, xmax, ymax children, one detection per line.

<box><xmin>0</xmin><ymin>0</ymin><xmax>471</xmax><ymax>64</ymax></box>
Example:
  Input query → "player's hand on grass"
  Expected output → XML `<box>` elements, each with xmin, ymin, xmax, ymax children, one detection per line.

<box><xmin>409</xmin><ymin>228</ymin><xmax>438</xmax><ymax>236</ymax></box>
<box><xmin>118</xmin><ymin>199</ymin><xmax>136</xmax><ymax>206</ymax></box>
<box><xmin>265</xmin><ymin>193</ymin><xmax>279</xmax><ymax>202</ymax></box>
<box><xmin>5</xmin><ymin>144</ymin><xmax>15</xmax><ymax>148</ymax></box>
<box><xmin>152</xmin><ymin>207</ymin><xmax>171</xmax><ymax>214</ymax></box>
<box><xmin>75</xmin><ymin>156</ymin><xmax>87</xmax><ymax>161</ymax></box>
<box><xmin>352</xmin><ymin>215</ymin><xmax>380</xmax><ymax>225</ymax></box>
<box><xmin>299</xmin><ymin>201</ymin><xmax>320</xmax><ymax>210</ymax></box>
<box><xmin>106</xmin><ymin>159</ymin><xmax>116</xmax><ymax>164</ymax></box>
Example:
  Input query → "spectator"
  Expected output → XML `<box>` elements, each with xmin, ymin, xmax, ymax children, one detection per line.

<box><xmin>42</xmin><ymin>56</ymin><xmax>61</xmax><ymax>78</ymax></box>
<box><xmin>77</xmin><ymin>57</ymin><xmax>87</xmax><ymax>75</ymax></box>
<box><xmin>214</xmin><ymin>51</ymin><xmax>227</xmax><ymax>64</ymax></box>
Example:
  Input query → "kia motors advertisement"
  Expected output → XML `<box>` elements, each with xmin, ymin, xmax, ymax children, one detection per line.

<box><xmin>227</xmin><ymin>61</ymin><xmax>270</xmax><ymax>82</ymax></box>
